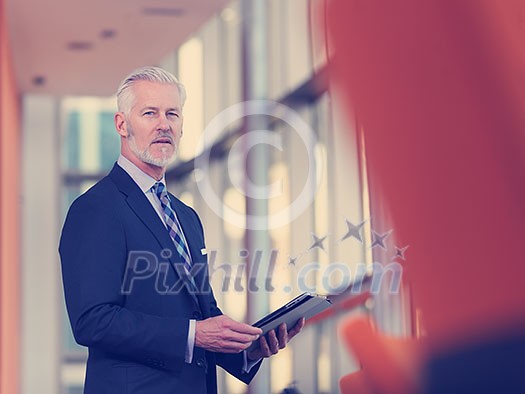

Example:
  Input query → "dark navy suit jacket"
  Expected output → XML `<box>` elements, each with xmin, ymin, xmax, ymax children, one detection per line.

<box><xmin>59</xmin><ymin>164</ymin><xmax>260</xmax><ymax>394</ymax></box>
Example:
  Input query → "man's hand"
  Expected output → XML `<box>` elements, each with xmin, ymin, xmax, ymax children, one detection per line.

<box><xmin>247</xmin><ymin>318</ymin><xmax>305</xmax><ymax>361</ymax></box>
<box><xmin>195</xmin><ymin>315</ymin><xmax>263</xmax><ymax>353</ymax></box>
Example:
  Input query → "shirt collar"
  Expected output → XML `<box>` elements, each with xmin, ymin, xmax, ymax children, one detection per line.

<box><xmin>117</xmin><ymin>154</ymin><xmax>166</xmax><ymax>194</ymax></box>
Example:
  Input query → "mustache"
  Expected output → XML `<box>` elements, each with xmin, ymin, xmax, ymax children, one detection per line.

<box><xmin>151</xmin><ymin>132</ymin><xmax>175</xmax><ymax>145</ymax></box>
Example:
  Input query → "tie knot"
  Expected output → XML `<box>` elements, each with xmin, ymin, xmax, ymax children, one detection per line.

<box><xmin>152</xmin><ymin>182</ymin><xmax>166</xmax><ymax>198</ymax></box>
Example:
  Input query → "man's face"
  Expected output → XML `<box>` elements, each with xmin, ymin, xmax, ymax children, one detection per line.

<box><xmin>123</xmin><ymin>80</ymin><xmax>183</xmax><ymax>167</ymax></box>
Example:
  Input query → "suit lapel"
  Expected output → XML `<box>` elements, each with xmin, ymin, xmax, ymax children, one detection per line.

<box><xmin>108</xmin><ymin>164</ymin><xmax>200</xmax><ymax>306</ymax></box>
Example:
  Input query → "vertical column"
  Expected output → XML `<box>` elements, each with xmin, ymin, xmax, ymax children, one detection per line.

<box><xmin>241</xmin><ymin>0</ymin><xmax>271</xmax><ymax>393</ymax></box>
<box><xmin>0</xmin><ymin>0</ymin><xmax>21</xmax><ymax>391</ymax></box>
<box><xmin>287</xmin><ymin>111</ymin><xmax>317</xmax><ymax>393</ymax></box>
<box><xmin>21</xmin><ymin>95</ymin><xmax>61</xmax><ymax>394</ymax></box>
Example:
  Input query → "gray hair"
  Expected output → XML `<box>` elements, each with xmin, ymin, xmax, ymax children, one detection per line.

<box><xmin>116</xmin><ymin>66</ymin><xmax>187</xmax><ymax>114</ymax></box>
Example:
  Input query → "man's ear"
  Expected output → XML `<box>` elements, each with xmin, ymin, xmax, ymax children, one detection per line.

<box><xmin>115</xmin><ymin>112</ymin><xmax>128</xmax><ymax>137</ymax></box>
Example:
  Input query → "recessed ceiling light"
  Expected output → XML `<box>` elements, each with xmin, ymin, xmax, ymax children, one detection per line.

<box><xmin>32</xmin><ymin>75</ymin><xmax>46</xmax><ymax>86</ymax></box>
<box><xmin>100</xmin><ymin>29</ymin><xmax>117</xmax><ymax>39</ymax></box>
<box><xmin>142</xmin><ymin>7</ymin><xmax>186</xmax><ymax>16</ymax></box>
<box><xmin>67</xmin><ymin>41</ymin><xmax>93</xmax><ymax>51</ymax></box>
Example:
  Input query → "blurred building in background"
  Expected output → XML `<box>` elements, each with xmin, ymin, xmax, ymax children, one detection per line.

<box><xmin>0</xmin><ymin>0</ymin><xmax>411</xmax><ymax>393</ymax></box>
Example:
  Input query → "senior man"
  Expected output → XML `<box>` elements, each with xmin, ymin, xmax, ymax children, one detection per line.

<box><xmin>59</xmin><ymin>66</ymin><xmax>303</xmax><ymax>394</ymax></box>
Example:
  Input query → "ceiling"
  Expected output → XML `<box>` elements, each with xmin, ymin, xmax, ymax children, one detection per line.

<box><xmin>6</xmin><ymin>0</ymin><xmax>231</xmax><ymax>96</ymax></box>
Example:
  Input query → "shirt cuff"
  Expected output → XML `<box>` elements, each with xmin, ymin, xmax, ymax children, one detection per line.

<box><xmin>243</xmin><ymin>351</ymin><xmax>262</xmax><ymax>373</ymax></box>
<box><xmin>185</xmin><ymin>319</ymin><xmax>196</xmax><ymax>363</ymax></box>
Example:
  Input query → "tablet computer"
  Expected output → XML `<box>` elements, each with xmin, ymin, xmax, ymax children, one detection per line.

<box><xmin>247</xmin><ymin>293</ymin><xmax>332</xmax><ymax>351</ymax></box>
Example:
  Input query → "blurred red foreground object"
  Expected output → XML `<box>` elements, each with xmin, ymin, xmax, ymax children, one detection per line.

<box><xmin>326</xmin><ymin>0</ymin><xmax>525</xmax><ymax>392</ymax></box>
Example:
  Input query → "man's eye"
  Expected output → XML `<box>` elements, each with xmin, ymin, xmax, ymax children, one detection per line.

<box><xmin>143</xmin><ymin>111</ymin><xmax>155</xmax><ymax>116</ymax></box>
<box><xmin>168</xmin><ymin>112</ymin><xmax>179</xmax><ymax>118</ymax></box>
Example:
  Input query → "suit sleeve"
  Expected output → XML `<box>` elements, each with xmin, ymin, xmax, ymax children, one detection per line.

<box><xmin>59</xmin><ymin>194</ymin><xmax>189</xmax><ymax>373</ymax></box>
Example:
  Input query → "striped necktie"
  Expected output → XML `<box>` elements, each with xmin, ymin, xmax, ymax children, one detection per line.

<box><xmin>152</xmin><ymin>182</ymin><xmax>192</xmax><ymax>273</ymax></box>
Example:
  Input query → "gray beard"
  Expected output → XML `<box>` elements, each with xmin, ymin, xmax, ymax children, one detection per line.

<box><xmin>127</xmin><ymin>128</ymin><xmax>176</xmax><ymax>167</ymax></box>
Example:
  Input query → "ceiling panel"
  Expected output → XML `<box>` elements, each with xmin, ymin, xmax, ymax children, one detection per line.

<box><xmin>6</xmin><ymin>0</ymin><xmax>231</xmax><ymax>96</ymax></box>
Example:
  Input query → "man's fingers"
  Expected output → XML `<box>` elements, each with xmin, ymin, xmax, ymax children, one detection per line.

<box><xmin>218</xmin><ymin>339</ymin><xmax>253</xmax><ymax>353</ymax></box>
<box><xmin>195</xmin><ymin>315</ymin><xmax>261</xmax><ymax>352</ymax></box>
<box><xmin>223</xmin><ymin>330</ymin><xmax>260</xmax><ymax>344</ymax></box>
<box><xmin>258</xmin><ymin>335</ymin><xmax>271</xmax><ymax>357</ymax></box>
<box><xmin>266</xmin><ymin>330</ymin><xmax>280</xmax><ymax>354</ymax></box>
<box><xmin>226</xmin><ymin>319</ymin><xmax>262</xmax><ymax>335</ymax></box>
<box><xmin>203</xmin><ymin>333</ymin><xmax>256</xmax><ymax>353</ymax></box>
<box><xmin>288</xmin><ymin>318</ymin><xmax>305</xmax><ymax>340</ymax></box>
<box><xmin>246</xmin><ymin>319</ymin><xmax>306</xmax><ymax>360</ymax></box>
<box><xmin>277</xmin><ymin>323</ymin><xmax>288</xmax><ymax>349</ymax></box>
<box><xmin>195</xmin><ymin>315</ymin><xmax>304</xmax><ymax>354</ymax></box>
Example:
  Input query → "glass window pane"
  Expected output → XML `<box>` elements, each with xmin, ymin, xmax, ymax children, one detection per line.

<box><xmin>99</xmin><ymin>111</ymin><xmax>120</xmax><ymax>171</ymax></box>
<box><xmin>65</xmin><ymin>111</ymin><xmax>80</xmax><ymax>170</ymax></box>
